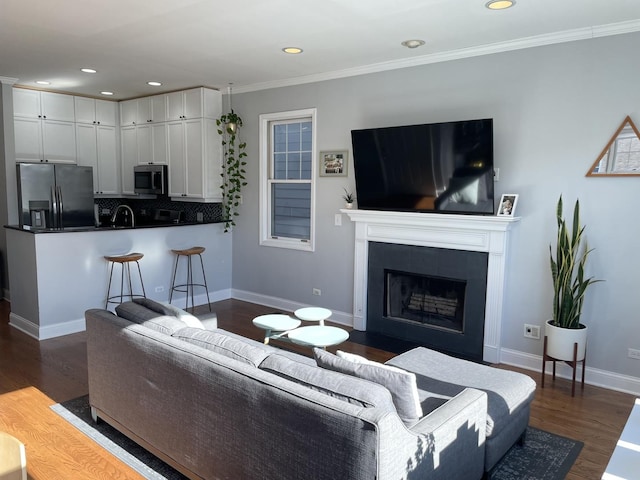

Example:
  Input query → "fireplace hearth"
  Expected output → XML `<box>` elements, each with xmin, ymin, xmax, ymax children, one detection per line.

<box><xmin>368</xmin><ymin>242</ymin><xmax>488</xmax><ymax>362</ymax></box>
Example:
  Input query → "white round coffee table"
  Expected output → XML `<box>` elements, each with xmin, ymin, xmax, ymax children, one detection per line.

<box><xmin>252</xmin><ymin>314</ymin><xmax>301</xmax><ymax>344</ymax></box>
<box><xmin>287</xmin><ymin>325</ymin><xmax>349</xmax><ymax>349</ymax></box>
<box><xmin>294</xmin><ymin>307</ymin><xmax>332</xmax><ymax>326</ymax></box>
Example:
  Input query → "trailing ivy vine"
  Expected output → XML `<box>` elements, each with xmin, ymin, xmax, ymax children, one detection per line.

<box><xmin>216</xmin><ymin>111</ymin><xmax>247</xmax><ymax>232</ymax></box>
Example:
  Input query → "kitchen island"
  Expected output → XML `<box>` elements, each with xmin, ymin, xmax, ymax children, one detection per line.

<box><xmin>5</xmin><ymin>222</ymin><xmax>232</xmax><ymax>340</ymax></box>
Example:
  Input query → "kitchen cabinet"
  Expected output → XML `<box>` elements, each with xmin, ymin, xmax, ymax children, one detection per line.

<box><xmin>137</xmin><ymin>123</ymin><xmax>168</xmax><ymax>165</ymax></box>
<box><xmin>76</xmin><ymin>123</ymin><xmax>119</xmax><ymax>195</ymax></box>
<box><xmin>14</xmin><ymin>117</ymin><xmax>77</xmax><ymax>164</ymax></box>
<box><xmin>13</xmin><ymin>89</ymin><xmax>77</xmax><ymax>163</ymax></box>
<box><xmin>13</xmin><ymin>89</ymin><xmax>75</xmax><ymax>122</ymax></box>
<box><xmin>167</xmin><ymin>118</ymin><xmax>222</xmax><ymax>201</ymax></box>
<box><xmin>74</xmin><ymin>97</ymin><xmax>118</xmax><ymax>126</ymax></box>
<box><xmin>120</xmin><ymin>126</ymin><xmax>138</xmax><ymax>194</ymax></box>
<box><xmin>166</xmin><ymin>87</ymin><xmax>219</xmax><ymax>120</ymax></box>
<box><xmin>120</xmin><ymin>95</ymin><xmax>168</xmax><ymax>125</ymax></box>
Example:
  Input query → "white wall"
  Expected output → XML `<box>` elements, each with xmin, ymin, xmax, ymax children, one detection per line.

<box><xmin>230</xmin><ymin>32</ymin><xmax>640</xmax><ymax>391</ymax></box>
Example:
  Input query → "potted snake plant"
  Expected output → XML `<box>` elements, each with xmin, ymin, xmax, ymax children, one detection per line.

<box><xmin>546</xmin><ymin>195</ymin><xmax>601</xmax><ymax>361</ymax></box>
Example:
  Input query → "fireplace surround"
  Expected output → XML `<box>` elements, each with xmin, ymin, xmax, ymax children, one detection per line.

<box><xmin>343</xmin><ymin>209</ymin><xmax>519</xmax><ymax>363</ymax></box>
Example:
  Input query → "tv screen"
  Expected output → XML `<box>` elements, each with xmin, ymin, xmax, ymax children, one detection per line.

<box><xmin>351</xmin><ymin>119</ymin><xmax>494</xmax><ymax>214</ymax></box>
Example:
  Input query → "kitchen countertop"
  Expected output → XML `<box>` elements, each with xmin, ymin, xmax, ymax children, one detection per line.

<box><xmin>4</xmin><ymin>220</ymin><xmax>222</xmax><ymax>233</ymax></box>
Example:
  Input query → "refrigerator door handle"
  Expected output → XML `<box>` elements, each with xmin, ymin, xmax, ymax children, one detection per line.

<box><xmin>51</xmin><ymin>185</ymin><xmax>58</xmax><ymax>228</ymax></box>
<box><xmin>57</xmin><ymin>186</ymin><xmax>64</xmax><ymax>228</ymax></box>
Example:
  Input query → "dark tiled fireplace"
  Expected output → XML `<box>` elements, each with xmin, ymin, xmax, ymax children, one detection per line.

<box><xmin>367</xmin><ymin>242</ymin><xmax>488</xmax><ymax>362</ymax></box>
<box><xmin>343</xmin><ymin>209</ymin><xmax>518</xmax><ymax>364</ymax></box>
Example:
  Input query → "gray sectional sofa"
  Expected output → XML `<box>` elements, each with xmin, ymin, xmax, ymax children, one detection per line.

<box><xmin>85</xmin><ymin>299</ymin><xmax>532</xmax><ymax>480</ymax></box>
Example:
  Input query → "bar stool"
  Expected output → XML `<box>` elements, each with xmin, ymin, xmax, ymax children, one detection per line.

<box><xmin>104</xmin><ymin>252</ymin><xmax>146</xmax><ymax>308</ymax></box>
<box><xmin>169</xmin><ymin>246</ymin><xmax>211</xmax><ymax>312</ymax></box>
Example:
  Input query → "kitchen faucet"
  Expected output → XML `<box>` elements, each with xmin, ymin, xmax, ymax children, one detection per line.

<box><xmin>111</xmin><ymin>205</ymin><xmax>135</xmax><ymax>227</ymax></box>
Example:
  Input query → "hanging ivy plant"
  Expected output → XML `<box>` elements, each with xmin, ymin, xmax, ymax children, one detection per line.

<box><xmin>216</xmin><ymin>110</ymin><xmax>247</xmax><ymax>232</ymax></box>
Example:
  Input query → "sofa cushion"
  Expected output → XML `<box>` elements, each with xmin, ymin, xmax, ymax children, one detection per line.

<box><xmin>172</xmin><ymin>328</ymin><xmax>270</xmax><ymax>367</ymax></box>
<box><xmin>115</xmin><ymin>302</ymin><xmax>191</xmax><ymax>335</ymax></box>
<box><xmin>314</xmin><ymin>348</ymin><xmax>423</xmax><ymax>424</ymax></box>
<box><xmin>132</xmin><ymin>298</ymin><xmax>205</xmax><ymax>328</ymax></box>
<box><xmin>259</xmin><ymin>353</ymin><xmax>397</xmax><ymax>412</ymax></box>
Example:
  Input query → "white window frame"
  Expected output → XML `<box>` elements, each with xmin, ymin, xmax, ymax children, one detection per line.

<box><xmin>259</xmin><ymin>108</ymin><xmax>317</xmax><ymax>251</ymax></box>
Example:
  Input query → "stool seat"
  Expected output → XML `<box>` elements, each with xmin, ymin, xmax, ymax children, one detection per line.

<box><xmin>104</xmin><ymin>252</ymin><xmax>146</xmax><ymax>309</ymax></box>
<box><xmin>104</xmin><ymin>252</ymin><xmax>144</xmax><ymax>263</ymax></box>
<box><xmin>169</xmin><ymin>246</ymin><xmax>210</xmax><ymax>312</ymax></box>
<box><xmin>171</xmin><ymin>246</ymin><xmax>205</xmax><ymax>256</ymax></box>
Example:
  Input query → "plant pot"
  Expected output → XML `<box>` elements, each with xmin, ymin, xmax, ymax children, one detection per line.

<box><xmin>345</xmin><ymin>202</ymin><xmax>353</xmax><ymax>209</ymax></box>
<box><xmin>545</xmin><ymin>319</ymin><xmax>588</xmax><ymax>361</ymax></box>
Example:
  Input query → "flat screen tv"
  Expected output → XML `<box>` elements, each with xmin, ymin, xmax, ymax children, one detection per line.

<box><xmin>351</xmin><ymin>118</ymin><xmax>494</xmax><ymax>215</ymax></box>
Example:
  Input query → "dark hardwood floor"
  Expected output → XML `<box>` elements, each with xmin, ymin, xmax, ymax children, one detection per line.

<box><xmin>0</xmin><ymin>298</ymin><xmax>635</xmax><ymax>479</ymax></box>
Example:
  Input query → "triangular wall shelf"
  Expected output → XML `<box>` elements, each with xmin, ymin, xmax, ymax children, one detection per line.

<box><xmin>587</xmin><ymin>116</ymin><xmax>640</xmax><ymax>176</ymax></box>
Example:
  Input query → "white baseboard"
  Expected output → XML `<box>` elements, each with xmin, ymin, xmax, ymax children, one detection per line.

<box><xmin>9</xmin><ymin>312</ymin><xmax>86</xmax><ymax>340</ymax></box>
<box><xmin>231</xmin><ymin>289</ymin><xmax>353</xmax><ymax>327</ymax></box>
<box><xmin>500</xmin><ymin>348</ymin><xmax>640</xmax><ymax>396</ymax></box>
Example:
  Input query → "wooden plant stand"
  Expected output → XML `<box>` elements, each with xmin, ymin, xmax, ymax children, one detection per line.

<box><xmin>541</xmin><ymin>335</ymin><xmax>586</xmax><ymax>397</ymax></box>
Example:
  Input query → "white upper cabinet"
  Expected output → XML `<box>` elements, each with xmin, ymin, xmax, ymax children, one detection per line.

<box><xmin>74</xmin><ymin>97</ymin><xmax>117</xmax><ymax>126</ymax></box>
<box><xmin>166</xmin><ymin>88</ymin><xmax>219</xmax><ymax>121</ymax></box>
<box><xmin>14</xmin><ymin>89</ymin><xmax>75</xmax><ymax>122</ymax></box>
<box><xmin>120</xmin><ymin>95</ymin><xmax>169</xmax><ymax>125</ymax></box>
<box><xmin>76</xmin><ymin>123</ymin><xmax>119</xmax><ymax>195</ymax></box>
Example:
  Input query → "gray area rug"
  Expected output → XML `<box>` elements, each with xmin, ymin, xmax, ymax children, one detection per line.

<box><xmin>52</xmin><ymin>395</ymin><xmax>582</xmax><ymax>480</ymax></box>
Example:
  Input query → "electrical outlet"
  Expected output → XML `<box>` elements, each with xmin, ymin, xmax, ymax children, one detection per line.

<box><xmin>628</xmin><ymin>348</ymin><xmax>640</xmax><ymax>360</ymax></box>
<box><xmin>155</xmin><ymin>286</ymin><xmax>164</xmax><ymax>293</ymax></box>
<box><xmin>524</xmin><ymin>324</ymin><xmax>540</xmax><ymax>340</ymax></box>
<box><xmin>312</xmin><ymin>288</ymin><xmax>321</xmax><ymax>296</ymax></box>
<box><xmin>335</xmin><ymin>214</ymin><xmax>342</xmax><ymax>226</ymax></box>
<box><xmin>493</xmin><ymin>168</ymin><xmax>500</xmax><ymax>182</ymax></box>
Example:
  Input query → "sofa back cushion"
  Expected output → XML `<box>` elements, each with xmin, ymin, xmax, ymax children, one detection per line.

<box><xmin>115</xmin><ymin>302</ymin><xmax>191</xmax><ymax>335</ymax></box>
<box><xmin>172</xmin><ymin>328</ymin><xmax>270</xmax><ymax>367</ymax></box>
<box><xmin>314</xmin><ymin>348</ymin><xmax>423</xmax><ymax>425</ymax></box>
<box><xmin>259</xmin><ymin>353</ymin><xmax>397</xmax><ymax>412</ymax></box>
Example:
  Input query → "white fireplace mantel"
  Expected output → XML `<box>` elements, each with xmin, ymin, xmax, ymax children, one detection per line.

<box><xmin>342</xmin><ymin>209</ymin><xmax>519</xmax><ymax>364</ymax></box>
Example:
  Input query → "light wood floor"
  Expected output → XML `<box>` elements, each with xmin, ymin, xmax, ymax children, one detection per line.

<box><xmin>0</xmin><ymin>298</ymin><xmax>635</xmax><ymax>479</ymax></box>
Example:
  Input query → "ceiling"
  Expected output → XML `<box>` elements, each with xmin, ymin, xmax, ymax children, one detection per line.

<box><xmin>2</xmin><ymin>0</ymin><xmax>640</xmax><ymax>100</ymax></box>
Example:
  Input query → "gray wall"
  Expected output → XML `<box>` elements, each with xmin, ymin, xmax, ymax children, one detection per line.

<box><xmin>230</xmin><ymin>32</ymin><xmax>640</xmax><ymax>384</ymax></box>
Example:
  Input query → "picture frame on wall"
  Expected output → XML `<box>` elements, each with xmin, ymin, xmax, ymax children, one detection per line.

<box><xmin>319</xmin><ymin>151</ymin><xmax>348</xmax><ymax>177</ymax></box>
<box><xmin>497</xmin><ymin>194</ymin><xmax>518</xmax><ymax>216</ymax></box>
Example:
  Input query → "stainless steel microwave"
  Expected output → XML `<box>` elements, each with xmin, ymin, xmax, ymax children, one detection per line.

<box><xmin>134</xmin><ymin>164</ymin><xmax>167</xmax><ymax>195</ymax></box>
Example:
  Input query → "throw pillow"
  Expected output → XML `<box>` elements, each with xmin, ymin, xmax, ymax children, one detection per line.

<box><xmin>132</xmin><ymin>298</ymin><xmax>204</xmax><ymax>329</ymax></box>
<box><xmin>314</xmin><ymin>348</ymin><xmax>423</xmax><ymax>424</ymax></box>
<box><xmin>115</xmin><ymin>302</ymin><xmax>189</xmax><ymax>335</ymax></box>
<box><xmin>259</xmin><ymin>353</ymin><xmax>396</xmax><ymax>412</ymax></box>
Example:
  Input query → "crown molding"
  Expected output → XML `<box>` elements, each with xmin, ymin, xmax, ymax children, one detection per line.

<box><xmin>0</xmin><ymin>76</ymin><xmax>19</xmax><ymax>86</ymax></box>
<box><xmin>234</xmin><ymin>19</ymin><xmax>640</xmax><ymax>94</ymax></box>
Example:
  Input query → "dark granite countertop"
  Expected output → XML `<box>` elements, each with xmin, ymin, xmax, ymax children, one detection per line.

<box><xmin>4</xmin><ymin>220</ymin><xmax>222</xmax><ymax>233</ymax></box>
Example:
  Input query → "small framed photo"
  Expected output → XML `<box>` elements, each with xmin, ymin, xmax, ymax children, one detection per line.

<box><xmin>319</xmin><ymin>150</ymin><xmax>348</xmax><ymax>177</ymax></box>
<box><xmin>497</xmin><ymin>194</ymin><xmax>518</xmax><ymax>216</ymax></box>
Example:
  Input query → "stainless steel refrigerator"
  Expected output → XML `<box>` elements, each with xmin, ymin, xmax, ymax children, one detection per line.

<box><xmin>17</xmin><ymin>163</ymin><xmax>95</xmax><ymax>229</ymax></box>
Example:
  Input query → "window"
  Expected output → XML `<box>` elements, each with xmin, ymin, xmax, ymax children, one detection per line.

<box><xmin>260</xmin><ymin>109</ymin><xmax>316</xmax><ymax>251</ymax></box>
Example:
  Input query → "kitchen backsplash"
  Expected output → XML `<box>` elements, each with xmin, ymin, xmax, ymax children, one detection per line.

<box><xmin>95</xmin><ymin>198</ymin><xmax>223</xmax><ymax>224</ymax></box>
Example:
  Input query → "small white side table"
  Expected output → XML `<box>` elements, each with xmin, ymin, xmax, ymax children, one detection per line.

<box><xmin>603</xmin><ymin>398</ymin><xmax>640</xmax><ymax>479</ymax></box>
<box><xmin>287</xmin><ymin>325</ymin><xmax>349</xmax><ymax>349</ymax></box>
<box><xmin>252</xmin><ymin>314</ymin><xmax>301</xmax><ymax>345</ymax></box>
<box><xmin>294</xmin><ymin>307</ymin><xmax>332</xmax><ymax>326</ymax></box>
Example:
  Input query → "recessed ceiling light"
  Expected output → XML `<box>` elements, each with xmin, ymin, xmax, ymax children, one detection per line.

<box><xmin>485</xmin><ymin>0</ymin><xmax>515</xmax><ymax>10</ymax></box>
<box><xmin>147</xmin><ymin>81</ymin><xmax>162</xmax><ymax>86</ymax></box>
<box><xmin>81</xmin><ymin>68</ymin><xmax>97</xmax><ymax>73</ymax></box>
<box><xmin>36</xmin><ymin>81</ymin><xmax>50</xmax><ymax>85</ymax></box>
<box><xmin>401</xmin><ymin>39</ymin><xmax>426</xmax><ymax>49</ymax></box>
<box><xmin>100</xmin><ymin>91</ymin><xmax>114</xmax><ymax>96</ymax></box>
<box><xmin>282</xmin><ymin>47</ymin><xmax>303</xmax><ymax>54</ymax></box>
